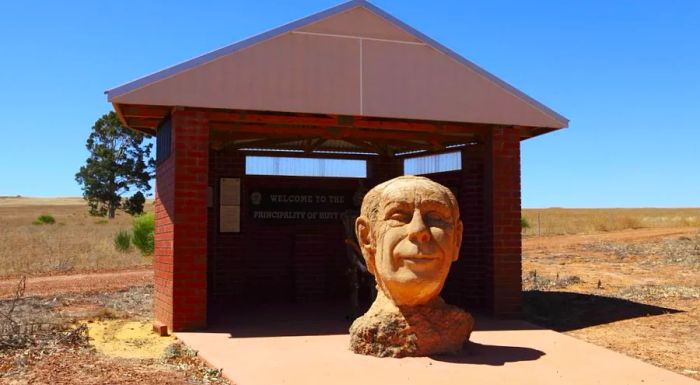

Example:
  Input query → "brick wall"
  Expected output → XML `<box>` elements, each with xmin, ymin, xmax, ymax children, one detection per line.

<box><xmin>204</xmin><ymin>142</ymin><xmax>522</xmax><ymax>317</ymax></box>
<box><xmin>154</xmin><ymin>142</ymin><xmax>175</xmax><ymax>329</ymax></box>
<box><xmin>207</xmin><ymin>150</ymin><xmax>367</xmax><ymax>310</ymax></box>
<box><xmin>157</xmin><ymin>125</ymin><xmax>522</xmax><ymax>324</ymax></box>
<box><xmin>367</xmin><ymin>155</ymin><xmax>403</xmax><ymax>185</ymax></box>
<box><xmin>154</xmin><ymin>109</ymin><xmax>209</xmax><ymax>332</ymax></box>
<box><xmin>484</xmin><ymin>128</ymin><xmax>522</xmax><ymax>317</ymax></box>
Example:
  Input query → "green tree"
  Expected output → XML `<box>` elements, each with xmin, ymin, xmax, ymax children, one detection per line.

<box><xmin>75</xmin><ymin>112</ymin><xmax>154</xmax><ymax>219</ymax></box>
<box><xmin>123</xmin><ymin>191</ymin><xmax>146</xmax><ymax>216</ymax></box>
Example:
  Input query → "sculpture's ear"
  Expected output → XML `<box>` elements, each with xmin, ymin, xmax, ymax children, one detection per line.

<box><xmin>452</xmin><ymin>219</ymin><xmax>463</xmax><ymax>262</ymax></box>
<box><xmin>355</xmin><ymin>216</ymin><xmax>376</xmax><ymax>275</ymax></box>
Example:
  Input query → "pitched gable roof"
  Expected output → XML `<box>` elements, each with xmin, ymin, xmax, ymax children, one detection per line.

<box><xmin>106</xmin><ymin>0</ymin><xmax>568</xmax><ymax>129</ymax></box>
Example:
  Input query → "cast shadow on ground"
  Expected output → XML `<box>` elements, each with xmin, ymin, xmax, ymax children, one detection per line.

<box><xmin>431</xmin><ymin>342</ymin><xmax>545</xmax><ymax>366</ymax></box>
<box><xmin>523</xmin><ymin>290</ymin><xmax>682</xmax><ymax>332</ymax></box>
<box><xmin>204</xmin><ymin>291</ymin><xmax>682</xmax><ymax>338</ymax></box>
<box><xmin>207</xmin><ymin>303</ymin><xmax>354</xmax><ymax>338</ymax></box>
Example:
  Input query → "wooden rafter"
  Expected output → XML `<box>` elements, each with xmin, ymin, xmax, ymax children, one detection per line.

<box><xmin>304</xmin><ymin>138</ymin><xmax>326</xmax><ymax>153</ymax></box>
<box><xmin>341</xmin><ymin>138</ymin><xmax>382</xmax><ymax>154</ymax></box>
<box><xmin>227</xmin><ymin>137</ymin><xmax>301</xmax><ymax>150</ymax></box>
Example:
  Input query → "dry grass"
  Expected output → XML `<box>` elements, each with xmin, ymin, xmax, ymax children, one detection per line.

<box><xmin>523</xmin><ymin>208</ymin><xmax>700</xmax><ymax>236</ymax></box>
<box><xmin>0</xmin><ymin>197</ymin><xmax>153</xmax><ymax>277</ymax></box>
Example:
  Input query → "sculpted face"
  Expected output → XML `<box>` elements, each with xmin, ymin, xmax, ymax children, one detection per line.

<box><xmin>356</xmin><ymin>176</ymin><xmax>463</xmax><ymax>306</ymax></box>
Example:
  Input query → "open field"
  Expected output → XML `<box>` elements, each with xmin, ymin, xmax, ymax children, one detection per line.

<box><xmin>0</xmin><ymin>197</ymin><xmax>153</xmax><ymax>277</ymax></box>
<box><xmin>0</xmin><ymin>196</ymin><xmax>88</xmax><ymax>207</ymax></box>
<box><xmin>523</xmin><ymin>207</ymin><xmax>700</xmax><ymax>236</ymax></box>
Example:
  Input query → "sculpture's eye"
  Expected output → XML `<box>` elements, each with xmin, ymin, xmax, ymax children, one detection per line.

<box><xmin>387</xmin><ymin>211</ymin><xmax>411</xmax><ymax>224</ymax></box>
<box><xmin>425</xmin><ymin>212</ymin><xmax>450</xmax><ymax>228</ymax></box>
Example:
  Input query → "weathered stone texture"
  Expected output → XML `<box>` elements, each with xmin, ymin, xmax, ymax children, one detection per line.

<box><xmin>350</xmin><ymin>295</ymin><xmax>473</xmax><ymax>357</ymax></box>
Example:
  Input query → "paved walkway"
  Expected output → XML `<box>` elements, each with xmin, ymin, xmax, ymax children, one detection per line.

<box><xmin>177</xmin><ymin>304</ymin><xmax>697</xmax><ymax>385</ymax></box>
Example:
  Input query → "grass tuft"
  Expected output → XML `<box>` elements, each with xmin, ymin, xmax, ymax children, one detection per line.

<box><xmin>32</xmin><ymin>214</ymin><xmax>56</xmax><ymax>225</ymax></box>
<box><xmin>132</xmin><ymin>213</ymin><xmax>154</xmax><ymax>256</ymax></box>
<box><xmin>114</xmin><ymin>230</ymin><xmax>132</xmax><ymax>252</ymax></box>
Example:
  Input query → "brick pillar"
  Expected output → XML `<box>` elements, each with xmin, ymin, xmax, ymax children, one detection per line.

<box><xmin>154</xmin><ymin>109</ymin><xmax>209</xmax><ymax>332</ymax></box>
<box><xmin>484</xmin><ymin>127</ymin><xmax>522</xmax><ymax>317</ymax></box>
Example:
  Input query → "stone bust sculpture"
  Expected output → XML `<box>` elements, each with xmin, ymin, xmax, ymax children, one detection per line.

<box><xmin>349</xmin><ymin>175</ymin><xmax>474</xmax><ymax>357</ymax></box>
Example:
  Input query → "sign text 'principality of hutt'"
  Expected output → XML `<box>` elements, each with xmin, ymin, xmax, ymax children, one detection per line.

<box><xmin>249</xmin><ymin>188</ymin><xmax>355</xmax><ymax>221</ymax></box>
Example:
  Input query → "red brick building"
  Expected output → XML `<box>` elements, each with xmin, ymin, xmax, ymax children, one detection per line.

<box><xmin>106</xmin><ymin>0</ymin><xmax>567</xmax><ymax>333</ymax></box>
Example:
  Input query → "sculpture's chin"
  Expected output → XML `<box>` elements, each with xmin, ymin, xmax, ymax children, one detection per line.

<box><xmin>381</xmin><ymin>278</ymin><xmax>443</xmax><ymax>307</ymax></box>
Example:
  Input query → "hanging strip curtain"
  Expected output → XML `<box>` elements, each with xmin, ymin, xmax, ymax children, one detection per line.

<box><xmin>245</xmin><ymin>156</ymin><xmax>367</xmax><ymax>178</ymax></box>
<box><xmin>404</xmin><ymin>151</ymin><xmax>461</xmax><ymax>175</ymax></box>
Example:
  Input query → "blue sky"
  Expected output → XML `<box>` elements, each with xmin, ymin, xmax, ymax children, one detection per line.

<box><xmin>0</xmin><ymin>1</ymin><xmax>697</xmax><ymax>208</ymax></box>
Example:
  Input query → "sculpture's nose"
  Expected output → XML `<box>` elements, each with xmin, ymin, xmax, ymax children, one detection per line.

<box><xmin>407</xmin><ymin>209</ymin><xmax>431</xmax><ymax>244</ymax></box>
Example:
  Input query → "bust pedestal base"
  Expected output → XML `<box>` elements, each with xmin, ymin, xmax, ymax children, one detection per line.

<box><xmin>349</xmin><ymin>294</ymin><xmax>474</xmax><ymax>357</ymax></box>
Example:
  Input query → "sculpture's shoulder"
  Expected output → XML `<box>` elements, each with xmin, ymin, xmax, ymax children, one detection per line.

<box><xmin>349</xmin><ymin>298</ymin><xmax>474</xmax><ymax>357</ymax></box>
<box><xmin>349</xmin><ymin>307</ymin><xmax>416</xmax><ymax>358</ymax></box>
<box><xmin>404</xmin><ymin>299</ymin><xmax>474</xmax><ymax>333</ymax></box>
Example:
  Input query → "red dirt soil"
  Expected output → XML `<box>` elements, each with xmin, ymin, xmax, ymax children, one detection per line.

<box><xmin>0</xmin><ymin>269</ymin><xmax>153</xmax><ymax>299</ymax></box>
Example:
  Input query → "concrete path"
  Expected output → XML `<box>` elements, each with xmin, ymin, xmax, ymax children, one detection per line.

<box><xmin>177</xmin><ymin>305</ymin><xmax>697</xmax><ymax>385</ymax></box>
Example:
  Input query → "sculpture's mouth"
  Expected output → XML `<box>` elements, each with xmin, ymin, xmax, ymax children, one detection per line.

<box><xmin>400</xmin><ymin>255</ymin><xmax>438</xmax><ymax>265</ymax></box>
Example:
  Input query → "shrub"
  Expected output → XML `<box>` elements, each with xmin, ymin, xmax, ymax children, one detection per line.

<box><xmin>123</xmin><ymin>192</ymin><xmax>146</xmax><ymax>216</ymax></box>
<box><xmin>132</xmin><ymin>213</ymin><xmax>154</xmax><ymax>255</ymax></box>
<box><xmin>33</xmin><ymin>214</ymin><xmax>56</xmax><ymax>225</ymax></box>
<box><xmin>521</xmin><ymin>217</ymin><xmax>531</xmax><ymax>229</ymax></box>
<box><xmin>114</xmin><ymin>230</ymin><xmax>132</xmax><ymax>252</ymax></box>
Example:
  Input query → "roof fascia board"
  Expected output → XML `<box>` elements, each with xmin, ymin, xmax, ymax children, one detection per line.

<box><xmin>358</xmin><ymin>2</ymin><xmax>569</xmax><ymax>127</ymax></box>
<box><xmin>106</xmin><ymin>0</ymin><xmax>367</xmax><ymax>100</ymax></box>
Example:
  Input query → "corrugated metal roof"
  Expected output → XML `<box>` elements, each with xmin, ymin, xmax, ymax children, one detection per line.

<box><xmin>107</xmin><ymin>0</ymin><xmax>568</xmax><ymax>129</ymax></box>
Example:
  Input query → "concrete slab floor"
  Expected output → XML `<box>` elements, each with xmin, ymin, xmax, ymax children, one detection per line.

<box><xmin>176</xmin><ymin>304</ymin><xmax>697</xmax><ymax>385</ymax></box>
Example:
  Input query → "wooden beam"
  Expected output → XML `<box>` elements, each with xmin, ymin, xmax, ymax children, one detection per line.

<box><xmin>125</xmin><ymin>117</ymin><xmax>161</xmax><ymax>129</ymax></box>
<box><xmin>238</xmin><ymin>149</ymin><xmax>371</xmax><ymax>160</ymax></box>
<box><xmin>128</xmin><ymin>126</ymin><xmax>157</xmax><ymax>135</ymax></box>
<box><xmin>207</xmin><ymin>110</ymin><xmax>337</xmax><ymax>127</ymax></box>
<box><xmin>209</xmin><ymin>122</ymin><xmax>476</xmax><ymax>143</ymax></box>
<box><xmin>429</xmin><ymin>139</ymin><xmax>446</xmax><ymax>151</ymax></box>
<box><xmin>120</xmin><ymin>104</ymin><xmax>170</xmax><ymax>119</ymax></box>
<box><xmin>203</xmin><ymin>108</ymin><xmax>489</xmax><ymax>136</ymax></box>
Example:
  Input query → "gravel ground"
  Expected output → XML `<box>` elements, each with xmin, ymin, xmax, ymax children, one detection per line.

<box><xmin>522</xmin><ymin>228</ymin><xmax>700</xmax><ymax>380</ymax></box>
<box><xmin>0</xmin><ymin>285</ymin><xmax>230</xmax><ymax>385</ymax></box>
<box><xmin>580</xmin><ymin>234</ymin><xmax>700</xmax><ymax>267</ymax></box>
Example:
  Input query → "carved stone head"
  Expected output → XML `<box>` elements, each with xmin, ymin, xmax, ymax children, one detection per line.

<box><xmin>355</xmin><ymin>176</ymin><xmax>463</xmax><ymax>307</ymax></box>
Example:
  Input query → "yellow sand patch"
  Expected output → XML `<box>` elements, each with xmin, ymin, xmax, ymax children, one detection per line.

<box><xmin>86</xmin><ymin>320</ymin><xmax>174</xmax><ymax>359</ymax></box>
